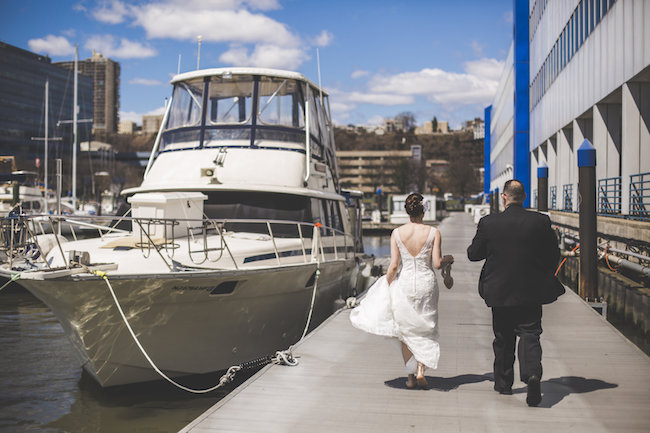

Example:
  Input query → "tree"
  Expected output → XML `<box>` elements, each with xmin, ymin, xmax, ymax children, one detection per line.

<box><xmin>445</xmin><ymin>154</ymin><xmax>481</xmax><ymax>197</ymax></box>
<box><xmin>395</xmin><ymin>111</ymin><xmax>416</xmax><ymax>132</ymax></box>
<box><xmin>392</xmin><ymin>159</ymin><xmax>411</xmax><ymax>193</ymax></box>
<box><xmin>432</xmin><ymin>116</ymin><xmax>438</xmax><ymax>133</ymax></box>
<box><xmin>392</xmin><ymin>158</ymin><xmax>426</xmax><ymax>193</ymax></box>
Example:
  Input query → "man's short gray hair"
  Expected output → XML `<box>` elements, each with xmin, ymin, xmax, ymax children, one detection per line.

<box><xmin>503</xmin><ymin>179</ymin><xmax>526</xmax><ymax>203</ymax></box>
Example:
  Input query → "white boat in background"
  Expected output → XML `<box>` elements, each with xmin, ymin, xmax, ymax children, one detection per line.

<box><xmin>0</xmin><ymin>68</ymin><xmax>373</xmax><ymax>387</ymax></box>
<box><xmin>0</xmin><ymin>157</ymin><xmax>48</xmax><ymax>216</ymax></box>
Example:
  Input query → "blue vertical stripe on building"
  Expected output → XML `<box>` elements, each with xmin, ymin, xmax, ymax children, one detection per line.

<box><xmin>484</xmin><ymin>105</ymin><xmax>492</xmax><ymax>196</ymax></box>
<box><xmin>513</xmin><ymin>0</ymin><xmax>530</xmax><ymax>207</ymax></box>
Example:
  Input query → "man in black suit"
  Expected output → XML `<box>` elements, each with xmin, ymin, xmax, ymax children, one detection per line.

<box><xmin>467</xmin><ymin>179</ymin><xmax>564</xmax><ymax>406</ymax></box>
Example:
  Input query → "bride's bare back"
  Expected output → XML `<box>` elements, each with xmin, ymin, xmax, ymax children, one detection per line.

<box><xmin>397</xmin><ymin>223</ymin><xmax>435</xmax><ymax>257</ymax></box>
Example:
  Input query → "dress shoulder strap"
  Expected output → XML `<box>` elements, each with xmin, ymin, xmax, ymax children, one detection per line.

<box><xmin>393</xmin><ymin>228</ymin><xmax>403</xmax><ymax>246</ymax></box>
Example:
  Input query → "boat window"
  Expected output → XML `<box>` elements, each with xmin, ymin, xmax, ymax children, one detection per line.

<box><xmin>313</xmin><ymin>199</ymin><xmax>344</xmax><ymax>235</ymax></box>
<box><xmin>257</xmin><ymin>78</ymin><xmax>305</xmax><ymax>128</ymax></box>
<box><xmin>208</xmin><ymin>76</ymin><xmax>254</xmax><ymax>125</ymax></box>
<box><xmin>308</xmin><ymin>87</ymin><xmax>322</xmax><ymax>143</ymax></box>
<box><xmin>321</xmin><ymin>95</ymin><xmax>333</xmax><ymax>149</ymax></box>
<box><xmin>204</xmin><ymin>191</ymin><xmax>312</xmax><ymax>238</ymax></box>
<box><xmin>328</xmin><ymin>200</ymin><xmax>344</xmax><ymax>233</ymax></box>
<box><xmin>167</xmin><ymin>81</ymin><xmax>203</xmax><ymax>129</ymax></box>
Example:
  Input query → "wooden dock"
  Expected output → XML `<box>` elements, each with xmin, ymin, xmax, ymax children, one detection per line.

<box><xmin>181</xmin><ymin>212</ymin><xmax>650</xmax><ymax>433</ymax></box>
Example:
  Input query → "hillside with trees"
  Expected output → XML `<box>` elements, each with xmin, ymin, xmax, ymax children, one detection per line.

<box><xmin>334</xmin><ymin>125</ymin><xmax>484</xmax><ymax>197</ymax></box>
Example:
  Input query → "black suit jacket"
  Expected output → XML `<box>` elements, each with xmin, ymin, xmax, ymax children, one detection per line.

<box><xmin>467</xmin><ymin>204</ymin><xmax>565</xmax><ymax>307</ymax></box>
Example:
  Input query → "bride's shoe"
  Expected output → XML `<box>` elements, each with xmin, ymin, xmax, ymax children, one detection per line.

<box><xmin>406</xmin><ymin>374</ymin><xmax>416</xmax><ymax>389</ymax></box>
<box><xmin>442</xmin><ymin>264</ymin><xmax>453</xmax><ymax>289</ymax></box>
<box><xmin>416</xmin><ymin>363</ymin><xmax>428</xmax><ymax>388</ymax></box>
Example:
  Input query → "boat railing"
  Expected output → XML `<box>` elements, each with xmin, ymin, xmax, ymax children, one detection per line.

<box><xmin>0</xmin><ymin>213</ymin><xmax>350</xmax><ymax>272</ymax></box>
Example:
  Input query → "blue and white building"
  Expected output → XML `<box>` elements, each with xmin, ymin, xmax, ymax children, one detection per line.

<box><xmin>485</xmin><ymin>0</ymin><xmax>650</xmax><ymax>218</ymax></box>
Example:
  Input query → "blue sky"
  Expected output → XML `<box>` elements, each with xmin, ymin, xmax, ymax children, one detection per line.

<box><xmin>1</xmin><ymin>0</ymin><xmax>514</xmax><ymax>128</ymax></box>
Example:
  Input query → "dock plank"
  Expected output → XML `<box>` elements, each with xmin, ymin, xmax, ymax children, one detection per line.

<box><xmin>181</xmin><ymin>212</ymin><xmax>650</xmax><ymax>433</ymax></box>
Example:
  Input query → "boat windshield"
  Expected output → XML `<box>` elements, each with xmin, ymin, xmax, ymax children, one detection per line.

<box><xmin>167</xmin><ymin>80</ymin><xmax>203</xmax><ymax>129</ymax></box>
<box><xmin>257</xmin><ymin>77</ymin><xmax>305</xmax><ymax>128</ymax></box>
<box><xmin>159</xmin><ymin>74</ymin><xmax>313</xmax><ymax>152</ymax></box>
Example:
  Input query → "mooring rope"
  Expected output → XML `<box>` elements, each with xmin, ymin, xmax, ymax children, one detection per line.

<box><xmin>0</xmin><ymin>272</ymin><xmax>21</xmax><ymax>292</ymax></box>
<box><xmin>299</xmin><ymin>263</ymin><xmax>320</xmax><ymax>341</ymax></box>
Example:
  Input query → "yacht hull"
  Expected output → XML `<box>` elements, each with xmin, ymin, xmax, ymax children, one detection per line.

<box><xmin>17</xmin><ymin>259</ymin><xmax>356</xmax><ymax>387</ymax></box>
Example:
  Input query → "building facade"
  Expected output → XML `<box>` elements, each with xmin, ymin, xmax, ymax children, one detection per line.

<box><xmin>486</xmin><ymin>0</ymin><xmax>650</xmax><ymax>218</ymax></box>
<box><xmin>56</xmin><ymin>51</ymin><xmax>120</xmax><ymax>134</ymax></box>
<box><xmin>0</xmin><ymin>42</ymin><xmax>93</xmax><ymax>166</ymax></box>
<box><xmin>337</xmin><ymin>149</ymin><xmax>414</xmax><ymax>194</ymax></box>
<box><xmin>142</xmin><ymin>114</ymin><xmax>164</xmax><ymax>135</ymax></box>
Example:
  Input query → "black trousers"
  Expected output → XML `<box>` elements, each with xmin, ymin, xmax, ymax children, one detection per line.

<box><xmin>491</xmin><ymin>305</ymin><xmax>542</xmax><ymax>389</ymax></box>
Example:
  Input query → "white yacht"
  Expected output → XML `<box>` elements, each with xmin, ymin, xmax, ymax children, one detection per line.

<box><xmin>0</xmin><ymin>68</ymin><xmax>371</xmax><ymax>387</ymax></box>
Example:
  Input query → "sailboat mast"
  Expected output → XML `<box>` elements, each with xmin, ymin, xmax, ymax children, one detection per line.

<box><xmin>44</xmin><ymin>78</ymin><xmax>49</xmax><ymax>195</ymax></box>
<box><xmin>72</xmin><ymin>44</ymin><xmax>78</xmax><ymax>208</ymax></box>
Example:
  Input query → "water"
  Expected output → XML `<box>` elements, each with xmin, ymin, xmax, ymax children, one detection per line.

<box><xmin>0</xmin><ymin>236</ymin><xmax>388</xmax><ymax>433</ymax></box>
<box><xmin>363</xmin><ymin>234</ymin><xmax>391</xmax><ymax>258</ymax></box>
<box><xmin>0</xmin><ymin>284</ymin><xmax>262</xmax><ymax>433</ymax></box>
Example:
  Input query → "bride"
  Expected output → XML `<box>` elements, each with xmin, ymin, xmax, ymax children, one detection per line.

<box><xmin>350</xmin><ymin>193</ymin><xmax>454</xmax><ymax>388</ymax></box>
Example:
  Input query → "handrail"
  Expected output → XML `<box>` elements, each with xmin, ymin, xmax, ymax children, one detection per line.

<box><xmin>304</xmin><ymin>98</ymin><xmax>311</xmax><ymax>183</ymax></box>
<box><xmin>144</xmin><ymin>94</ymin><xmax>174</xmax><ymax>179</ymax></box>
<box><xmin>0</xmin><ymin>213</ymin><xmax>351</xmax><ymax>272</ymax></box>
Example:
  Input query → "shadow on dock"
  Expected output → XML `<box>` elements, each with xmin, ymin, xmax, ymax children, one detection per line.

<box><xmin>384</xmin><ymin>373</ymin><xmax>491</xmax><ymax>391</ymax></box>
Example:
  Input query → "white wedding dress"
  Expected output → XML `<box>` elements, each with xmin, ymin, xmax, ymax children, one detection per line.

<box><xmin>350</xmin><ymin>227</ymin><xmax>440</xmax><ymax>370</ymax></box>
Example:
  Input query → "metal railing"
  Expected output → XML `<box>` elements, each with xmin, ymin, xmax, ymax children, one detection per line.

<box><xmin>550</xmin><ymin>186</ymin><xmax>557</xmax><ymax>210</ymax></box>
<box><xmin>598</xmin><ymin>176</ymin><xmax>622</xmax><ymax>216</ymax></box>
<box><xmin>630</xmin><ymin>172</ymin><xmax>650</xmax><ymax>221</ymax></box>
<box><xmin>0</xmin><ymin>213</ymin><xmax>351</xmax><ymax>273</ymax></box>
<box><xmin>562</xmin><ymin>184</ymin><xmax>573</xmax><ymax>211</ymax></box>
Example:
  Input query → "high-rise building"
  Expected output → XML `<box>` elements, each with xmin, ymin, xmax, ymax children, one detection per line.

<box><xmin>0</xmin><ymin>42</ymin><xmax>93</xmax><ymax>166</ymax></box>
<box><xmin>56</xmin><ymin>50</ymin><xmax>120</xmax><ymax>135</ymax></box>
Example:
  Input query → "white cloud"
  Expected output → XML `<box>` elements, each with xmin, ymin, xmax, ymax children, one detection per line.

<box><xmin>133</xmin><ymin>4</ymin><xmax>298</xmax><ymax>47</ymax></box>
<box><xmin>313</xmin><ymin>30</ymin><xmax>333</xmax><ymax>47</ymax></box>
<box><xmin>503</xmin><ymin>10</ymin><xmax>514</xmax><ymax>24</ymax></box>
<box><xmin>147</xmin><ymin>106</ymin><xmax>166</xmax><ymax>116</ymax></box>
<box><xmin>367</xmin><ymin>59</ymin><xmax>504</xmax><ymax>107</ymax></box>
<box><xmin>129</xmin><ymin>78</ymin><xmax>164</xmax><ymax>86</ymax></box>
<box><xmin>346</xmin><ymin>91</ymin><xmax>414</xmax><ymax>106</ymax></box>
<box><xmin>366</xmin><ymin>115</ymin><xmax>385</xmax><ymax>126</ymax></box>
<box><xmin>124</xmin><ymin>1</ymin><xmax>313</xmax><ymax>68</ymax></box>
<box><xmin>119</xmin><ymin>106</ymin><xmax>166</xmax><ymax>126</ymax></box>
<box><xmin>351</xmin><ymin>70</ymin><xmax>370</xmax><ymax>79</ymax></box>
<box><xmin>470</xmin><ymin>40</ymin><xmax>484</xmax><ymax>58</ymax></box>
<box><xmin>119</xmin><ymin>111</ymin><xmax>142</xmax><ymax>125</ymax></box>
<box><xmin>219</xmin><ymin>44</ymin><xmax>305</xmax><ymax>69</ymax></box>
<box><xmin>73</xmin><ymin>2</ymin><xmax>87</xmax><ymax>12</ymax></box>
<box><xmin>85</xmin><ymin>35</ymin><xmax>157</xmax><ymax>59</ymax></box>
<box><xmin>28</xmin><ymin>35</ymin><xmax>75</xmax><ymax>56</ymax></box>
<box><xmin>464</xmin><ymin>58</ymin><xmax>505</xmax><ymax>82</ymax></box>
<box><xmin>326</xmin><ymin>58</ymin><xmax>505</xmax><ymax>126</ymax></box>
<box><xmin>92</xmin><ymin>0</ymin><xmax>128</xmax><ymax>24</ymax></box>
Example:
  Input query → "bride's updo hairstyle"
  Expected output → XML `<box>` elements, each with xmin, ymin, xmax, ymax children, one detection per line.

<box><xmin>405</xmin><ymin>193</ymin><xmax>425</xmax><ymax>217</ymax></box>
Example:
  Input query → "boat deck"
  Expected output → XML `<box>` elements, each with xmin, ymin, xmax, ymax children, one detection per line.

<box><xmin>181</xmin><ymin>212</ymin><xmax>650</xmax><ymax>433</ymax></box>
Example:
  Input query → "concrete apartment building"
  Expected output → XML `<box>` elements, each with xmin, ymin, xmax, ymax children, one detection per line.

<box><xmin>337</xmin><ymin>149</ymin><xmax>413</xmax><ymax>194</ymax></box>
<box><xmin>142</xmin><ymin>114</ymin><xmax>164</xmax><ymax>135</ymax></box>
<box><xmin>118</xmin><ymin>120</ymin><xmax>136</xmax><ymax>135</ymax></box>
<box><xmin>56</xmin><ymin>51</ymin><xmax>120</xmax><ymax>135</ymax></box>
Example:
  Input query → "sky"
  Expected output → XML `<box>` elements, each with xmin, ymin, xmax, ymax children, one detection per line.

<box><xmin>0</xmin><ymin>0</ymin><xmax>514</xmax><ymax>129</ymax></box>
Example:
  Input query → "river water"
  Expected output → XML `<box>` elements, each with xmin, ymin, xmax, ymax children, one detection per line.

<box><xmin>0</xmin><ymin>236</ymin><xmax>391</xmax><ymax>433</ymax></box>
